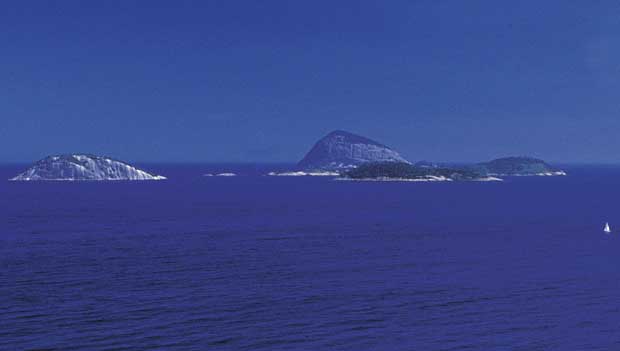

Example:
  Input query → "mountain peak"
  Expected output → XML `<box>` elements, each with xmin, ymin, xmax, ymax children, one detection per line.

<box><xmin>297</xmin><ymin>130</ymin><xmax>410</xmax><ymax>171</ymax></box>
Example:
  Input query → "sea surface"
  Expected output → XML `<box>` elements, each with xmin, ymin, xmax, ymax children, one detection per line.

<box><xmin>2</xmin><ymin>164</ymin><xmax>620</xmax><ymax>350</ymax></box>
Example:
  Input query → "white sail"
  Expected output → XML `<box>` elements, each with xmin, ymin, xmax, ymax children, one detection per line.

<box><xmin>604</xmin><ymin>222</ymin><xmax>611</xmax><ymax>233</ymax></box>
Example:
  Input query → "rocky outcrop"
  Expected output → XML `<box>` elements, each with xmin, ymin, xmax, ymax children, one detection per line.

<box><xmin>10</xmin><ymin>154</ymin><xmax>166</xmax><ymax>181</ymax></box>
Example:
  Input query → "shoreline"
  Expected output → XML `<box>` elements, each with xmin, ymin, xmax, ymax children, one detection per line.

<box><xmin>335</xmin><ymin>176</ymin><xmax>503</xmax><ymax>182</ymax></box>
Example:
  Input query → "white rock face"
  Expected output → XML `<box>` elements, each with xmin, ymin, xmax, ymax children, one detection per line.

<box><xmin>10</xmin><ymin>154</ymin><xmax>166</xmax><ymax>181</ymax></box>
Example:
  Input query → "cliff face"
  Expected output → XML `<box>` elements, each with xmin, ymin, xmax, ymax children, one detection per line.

<box><xmin>10</xmin><ymin>154</ymin><xmax>166</xmax><ymax>181</ymax></box>
<box><xmin>297</xmin><ymin>130</ymin><xmax>410</xmax><ymax>171</ymax></box>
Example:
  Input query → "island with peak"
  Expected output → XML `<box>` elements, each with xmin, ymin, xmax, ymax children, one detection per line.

<box><xmin>269</xmin><ymin>130</ymin><xmax>410</xmax><ymax>176</ymax></box>
<box><xmin>268</xmin><ymin>130</ymin><xmax>565</xmax><ymax>180</ymax></box>
<box><xmin>10</xmin><ymin>154</ymin><xmax>166</xmax><ymax>181</ymax></box>
<box><xmin>297</xmin><ymin>130</ymin><xmax>410</xmax><ymax>171</ymax></box>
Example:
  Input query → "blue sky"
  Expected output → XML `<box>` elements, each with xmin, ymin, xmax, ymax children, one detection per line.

<box><xmin>2</xmin><ymin>1</ymin><xmax>620</xmax><ymax>163</ymax></box>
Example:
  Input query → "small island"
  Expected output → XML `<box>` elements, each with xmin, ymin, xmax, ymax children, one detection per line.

<box><xmin>341</xmin><ymin>162</ymin><xmax>501</xmax><ymax>182</ymax></box>
<box><xmin>10</xmin><ymin>154</ymin><xmax>166</xmax><ymax>181</ymax></box>
<box><xmin>204</xmin><ymin>173</ymin><xmax>237</xmax><ymax>177</ymax></box>
<box><xmin>472</xmin><ymin>157</ymin><xmax>566</xmax><ymax>176</ymax></box>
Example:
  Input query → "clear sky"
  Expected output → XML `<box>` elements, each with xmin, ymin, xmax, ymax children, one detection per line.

<box><xmin>2</xmin><ymin>1</ymin><xmax>620</xmax><ymax>163</ymax></box>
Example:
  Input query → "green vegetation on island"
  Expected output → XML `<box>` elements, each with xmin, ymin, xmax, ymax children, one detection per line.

<box><xmin>344</xmin><ymin>162</ymin><xmax>483</xmax><ymax>181</ymax></box>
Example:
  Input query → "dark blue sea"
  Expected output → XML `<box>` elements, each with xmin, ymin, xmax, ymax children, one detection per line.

<box><xmin>2</xmin><ymin>164</ymin><xmax>620</xmax><ymax>350</ymax></box>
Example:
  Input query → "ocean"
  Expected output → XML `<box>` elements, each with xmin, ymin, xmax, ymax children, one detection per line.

<box><xmin>2</xmin><ymin>164</ymin><xmax>620</xmax><ymax>350</ymax></box>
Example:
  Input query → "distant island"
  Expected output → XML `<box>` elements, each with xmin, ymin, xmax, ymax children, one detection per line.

<box><xmin>204</xmin><ymin>173</ymin><xmax>237</xmax><ymax>177</ymax></box>
<box><xmin>268</xmin><ymin>130</ymin><xmax>566</xmax><ymax>181</ymax></box>
<box><xmin>471</xmin><ymin>157</ymin><xmax>566</xmax><ymax>176</ymax></box>
<box><xmin>267</xmin><ymin>171</ymin><xmax>340</xmax><ymax>177</ymax></box>
<box><xmin>10</xmin><ymin>154</ymin><xmax>166</xmax><ymax>181</ymax></box>
<box><xmin>341</xmin><ymin>157</ymin><xmax>566</xmax><ymax>182</ymax></box>
<box><xmin>296</xmin><ymin>130</ymin><xmax>410</xmax><ymax>171</ymax></box>
<box><xmin>342</xmin><ymin>162</ymin><xmax>501</xmax><ymax>182</ymax></box>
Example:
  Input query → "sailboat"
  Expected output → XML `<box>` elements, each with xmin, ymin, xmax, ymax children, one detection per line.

<box><xmin>604</xmin><ymin>222</ymin><xmax>611</xmax><ymax>233</ymax></box>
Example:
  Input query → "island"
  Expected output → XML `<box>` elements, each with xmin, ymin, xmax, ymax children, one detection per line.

<box><xmin>204</xmin><ymin>173</ymin><xmax>237</xmax><ymax>177</ymax></box>
<box><xmin>267</xmin><ymin>171</ymin><xmax>340</xmax><ymax>177</ymax></box>
<box><xmin>341</xmin><ymin>162</ymin><xmax>501</xmax><ymax>182</ymax></box>
<box><xmin>471</xmin><ymin>157</ymin><xmax>566</xmax><ymax>176</ymax></box>
<box><xmin>296</xmin><ymin>130</ymin><xmax>410</xmax><ymax>172</ymax></box>
<box><xmin>10</xmin><ymin>154</ymin><xmax>166</xmax><ymax>181</ymax></box>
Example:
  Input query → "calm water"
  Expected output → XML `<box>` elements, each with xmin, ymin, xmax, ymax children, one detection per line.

<box><xmin>2</xmin><ymin>164</ymin><xmax>620</xmax><ymax>350</ymax></box>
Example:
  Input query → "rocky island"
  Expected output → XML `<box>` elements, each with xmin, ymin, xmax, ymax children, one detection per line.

<box><xmin>471</xmin><ymin>157</ymin><xmax>566</xmax><ymax>176</ymax></box>
<box><xmin>10</xmin><ymin>154</ymin><xmax>166</xmax><ymax>181</ymax></box>
<box><xmin>342</xmin><ymin>162</ymin><xmax>501</xmax><ymax>182</ymax></box>
<box><xmin>296</xmin><ymin>130</ymin><xmax>410</xmax><ymax>172</ymax></box>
